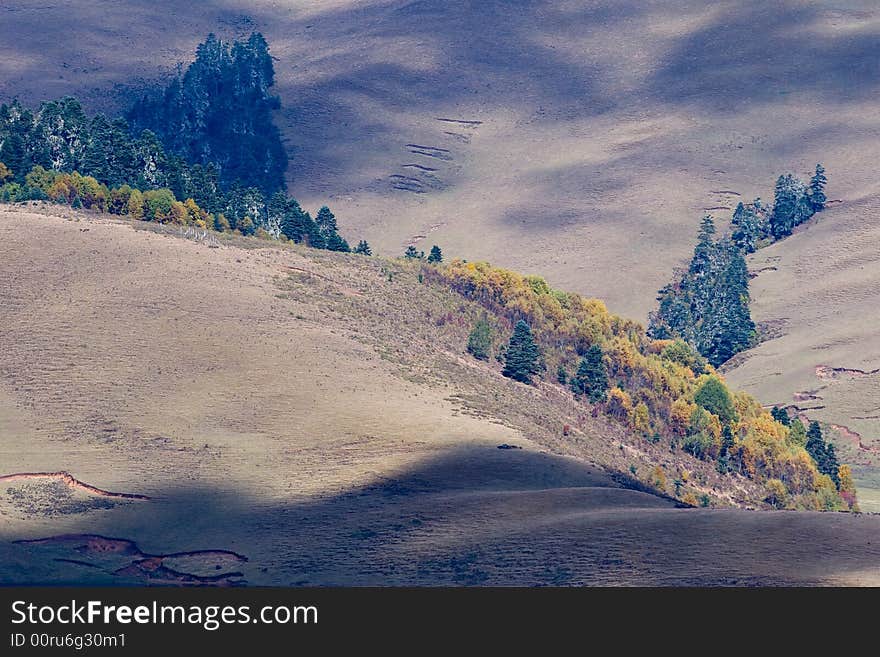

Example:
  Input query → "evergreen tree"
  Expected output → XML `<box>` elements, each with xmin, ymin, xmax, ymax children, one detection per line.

<box><xmin>427</xmin><ymin>245</ymin><xmax>443</xmax><ymax>263</ymax></box>
<box><xmin>806</xmin><ymin>421</ymin><xmax>826</xmax><ymax>470</ymax></box>
<box><xmin>689</xmin><ymin>215</ymin><xmax>716</xmax><ymax>275</ymax></box>
<box><xmin>502</xmin><ymin>320</ymin><xmax>541</xmax><ymax>384</ymax></box>
<box><xmin>824</xmin><ymin>442</ymin><xmax>841</xmax><ymax>488</ymax></box>
<box><xmin>771</xmin><ymin>406</ymin><xmax>791</xmax><ymax>426</ymax></box>
<box><xmin>466</xmin><ymin>318</ymin><xmax>492</xmax><ymax>361</ymax></box>
<box><xmin>556</xmin><ymin>364</ymin><xmax>568</xmax><ymax>385</ymax></box>
<box><xmin>731</xmin><ymin>200</ymin><xmax>767</xmax><ymax>254</ymax></box>
<box><xmin>353</xmin><ymin>240</ymin><xmax>372</xmax><ymax>255</ymax></box>
<box><xmin>570</xmin><ymin>344</ymin><xmax>608</xmax><ymax>402</ymax></box>
<box><xmin>770</xmin><ymin>174</ymin><xmax>812</xmax><ymax>238</ymax></box>
<box><xmin>314</xmin><ymin>205</ymin><xmax>338</xmax><ymax>235</ymax></box>
<box><xmin>324</xmin><ymin>232</ymin><xmax>350</xmax><ymax>252</ymax></box>
<box><xmin>809</xmin><ymin>163</ymin><xmax>827</xmax><ymax>213</ymax></box>
<box><xmin>404</xmin><ymin>245</ymin><xmax>423</xmax><ymax>259</ymax></box>
<box><xmin>35</xmin><ymin>96</ymin><xmax>88</xmax><ymax>171</ymax></box>
<box><xmin>313</xmin><ymin>206</ymin><xmax>349</xmax><ymax>251</ymax></box>
<box><xmin>274</xmin><ymin>194</ymin><xmax>316</xmax><ymax>244</ymax></box>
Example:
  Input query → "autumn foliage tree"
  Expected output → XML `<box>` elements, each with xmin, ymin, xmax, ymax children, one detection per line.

<box><xmin>429</xmin><ymin>258</ymin><xmax>852</xmax><ymax>509</ymax></box>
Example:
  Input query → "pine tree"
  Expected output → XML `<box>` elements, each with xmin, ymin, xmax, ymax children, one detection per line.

<box><xmin>127</xmin><ymin>32</ymin><xmax>287</xmax><ymax>194</ymax></box>
<box><xmin>650</xmin><ymin>220</ymin><xmax>755</xmax><ymax>368</ymax></box>
<box><xmin>315</xmin><ymin>206</ymin><xmax>337</xmax><ymax>235</ymax></box>
<box><xmin>571</xmin><ymin>344</ymin><xmax>608</xmax><ymax>402</ymax></box>
<box><xmin>771</xmin><ymin>406</ymin><xmax>791</xmax><ymax>426</ymax></box>
<box><xmin>502</xmin><ymin>320</ymin><xmax>541</xmax><ymax>384</ymax></box>
<box><xmin>324</xmin><ymin>232</ymin><xmax>350</xmax><ymax>252</ymax></box>
<box><xmin>809</xmin><ymin>163</ymin><xmax>827</xmax><ymax>212</ymax></box>
<box><xmin>353</xmin><ymin>240</ymin><xmax>372</xmax><ymax>255</ymax></box>
<box><xmin>770</xmin><ymin>174</ymin><xmax>810</xmax><ymax>238</ymax></box>
<box><xmin>806</xmin><ymin>421</ymin><xmax>826</xmax><ymax>470</ymax></box>
<box><xmin>689</xmin><ymin>215</ymin><xmax>716</xmax><ymax>275</ymax></box>
<box><xmin>404</xmin><ymin>245</ymin><xmax>423</xmax><ymax>259</ymax></box>
<box><xmin>556</xmin><ymin>364</ymin><xmax>568</xmax><ymax>385</ymax></box>
<box><xmin>467</xmin><ymin>318</ymin><xmax>492</xmax><ymax>360</ymax></box>
<box><xmin>824</xmin><ymin>442</ymin><xmax>841</xmax><ymax>488</ymax></box>
<box><xmin>731</xmin><ymin>200</ymin><xmax>767</xmax><ymax>254</ymax></box>
<box><xmin>427</xmin><ymin>245</ymin><xmax>443</xmax><ymax>263</ymax></box>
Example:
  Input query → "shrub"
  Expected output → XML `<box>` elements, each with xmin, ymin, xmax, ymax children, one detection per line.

<box><xmin>467</xmin><ymin>318</ymin><xmax>492</xmax><ymax>360</ymax></box>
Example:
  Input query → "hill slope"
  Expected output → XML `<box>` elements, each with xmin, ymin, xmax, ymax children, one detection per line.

<box><xmin>2</xmin><ymin>1</ymin><xmax>879</xmax><ymax>314</ymax></box>
<box><xmin>725</xmin><ymin>191</ymin><xmax>880</xmax><ymax>509</ymax></box>
<box><xmin>1</xmin><ymin>206</ymin><xmax>879</xmax><ymax>585</ymax></box>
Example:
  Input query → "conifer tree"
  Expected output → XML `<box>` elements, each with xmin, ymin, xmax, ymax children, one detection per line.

<box><xmin>770</xmin><ymin>173</ymin><xmax>812</xmax><ymax>238</ymax></box>
<box><xmin>809</xmin><ymin>163</ymin><xmax>827</xmax><ymax>212</ymax></box>
<box><xmin>427</xmin><ymin>245</ymin><xmax>443</xmax><ymax>263</ymax></box>
<box><xmin>353</xmin><ymin>240</ymin><xmax>372</xmax><ymax>255</ymax></box>
<box><xmin>502</xmin><ymin>320</ymin><xmax>541</xmax><ymax>384</ymax></box>
<box><xmin>689</xmin><ymin>215</ymin><xmax>716</xmax><ymax>275</ymax></box>
<box><xmin>404</xmin><ymin>245</ymin><xmax>423</xmax><ymax>259</ymax></box>
<box><xmin>571</xmin><ymin>344</ymin><xmax>608</xmax><ymax>402</ymax></box>
<box><xmin>731</xmin><ymin>200</ymin><xmax>767</xmax><ymax>253</ymax></box>
<box><xmin>771</xmin><ymin>406</ymin><xmax>790</xmax><ymax>426</ymax></box>
<box><xmin>556</xmin><ymin>364</ymin><xmax>568</xmax><ymax>385</ymax></box>
<box><xmin>825</xmin><ymin>442</ymin><xmax>841</xmax><ymax>488</ymax></box>
<box><xmin>806</xmin><ymin>421</ymin><xmax>826</xmax><ymax>470</ymax></box>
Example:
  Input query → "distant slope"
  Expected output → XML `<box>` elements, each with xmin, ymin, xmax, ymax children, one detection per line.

<box><xmin>1</xmin><ymin>205</ymin><xmax>879</xmax><ymax>586</ymax></box>
<box><xmin>725</xmin><ymin>188</ymin><xmax>880</xmax><ymax>509</ymax></box>
<box><xmin>3</xmin><ymin>1</ymin><xmax>880</xmax><ymax>318</ymax></box>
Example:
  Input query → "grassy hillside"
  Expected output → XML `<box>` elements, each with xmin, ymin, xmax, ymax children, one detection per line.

<box><xmin>724</xmin><ymin>191</ymin><xmax>880</xmax><ymax>509</ymax></box>
<box><xmin>2</xmin><ymin>205</ymin><xmax>877</xmax><ymax>585</ymax></box>
<box><xmin>3</xmin><ymin>3</ymin><xmax>878</xmax><ymax>499</ymax></box>
<box><xmin>2</xmin><ymin>1</ymin><xmax>879</xmax><ymax>314</ymax></box>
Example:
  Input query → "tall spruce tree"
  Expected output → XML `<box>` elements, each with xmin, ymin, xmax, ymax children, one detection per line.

<box><xmin>806</xmin><ymin>420</ymin><xmax>827</xmax><ymax>470</ymax></box>
<box><xmin>427</xmin><ymin>245</ymin><xmax>443</xmax><ymax>263</ymax></box>
<box><xmin>502</xmin><ymin>320</ymin><xmax>541</xmax><ymax>384</ymax></box>
<box><xmin>571</xmin><ymin>344</ymin><xmax>608</xmax><ymax>402</ymax></box>
<box><xmin>809</xmin><ymin>163</ymin><xmax>827</xmax><ymax>212</ymax></box>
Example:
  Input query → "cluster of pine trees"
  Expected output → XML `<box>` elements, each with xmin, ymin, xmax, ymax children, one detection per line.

<box><xmin>649</xmin><ymin>165</ymin><xmax>828</xmax><ymax>368</ymax></box>
<box><xmin>730</xmin><ymin>164</ymin><xmax>827</xmax><ymax>252</ymax></box>
<box><xmin>127</xmin><ymin>33</ymin><xmax>286</xmax><ymax>195</ymax></box>
<box><xmin>404</xmin><ymin>244</ymin><xmax>443</xmax><ymax>263</ymax></box>
<box><xmin>0</xmin><ymin>34</ymin><xmax>362</xmax><ymax>253</ymax></box>
<box><xmin>771</xmin><ymin>408</ymin><xmax>843</xmax><ymax>489</ymax></box>
<box><xmin>648</xmin><ymin>216</ymin><xmax>755</xmax><ymax>367</ymax></box>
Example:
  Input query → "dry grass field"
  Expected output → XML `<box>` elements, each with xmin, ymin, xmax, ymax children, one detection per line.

<box><xmin>2</xmin><ymin>1</ymin><xmax>880</xmax><ymax>574</ymax></box>
<box><xmin>1</xmin><ymin>207</ymin><xmax>879</xmax><ymax>585</ymax></box>
<box><xmin>2</xmin><ymin>3</ymin><xmax>879</xmax><ymax>500</ymax></box>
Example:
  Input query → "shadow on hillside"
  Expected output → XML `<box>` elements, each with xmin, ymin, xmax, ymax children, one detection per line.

<box><xmin>648</xmin><ymin>1</ymin><xmax>880</xmax><ymax>111</ymax></box>
<box><xmin>4</xmin><ymin>445</ymin><xmax>880</xmax><ymax>586</ymax></box>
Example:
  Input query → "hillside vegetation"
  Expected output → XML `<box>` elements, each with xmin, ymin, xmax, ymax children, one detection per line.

<box><xmin>2</xmin><ymin>206</ymin><xmax>877</xmax><ymax>586</ymax></box>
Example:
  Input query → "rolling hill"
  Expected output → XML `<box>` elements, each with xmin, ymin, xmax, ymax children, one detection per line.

<box><xmin>1</xmin><ymin>0</ymin><xmax>880</xmax><ymax>575</ymax></box>
<box><xmin>1</xmin><ymin>205</ymin><xmax>879</xmax><ymax>585</ymax></box>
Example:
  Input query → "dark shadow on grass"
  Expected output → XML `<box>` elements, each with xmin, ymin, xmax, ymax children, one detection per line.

<box><xmin>4</xmin><ymin>445</ymin><xmax>880</xmax><ymax>586</ymax></box>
